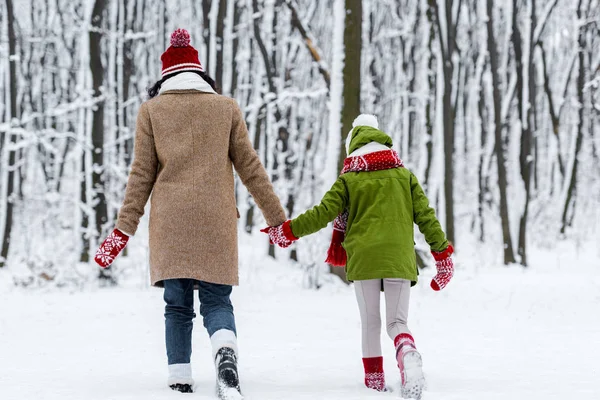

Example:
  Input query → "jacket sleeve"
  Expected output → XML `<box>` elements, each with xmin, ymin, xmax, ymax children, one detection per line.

<box><xmin>290</xmin><ymin>177</ymin><xmax>348</xmax><ymax>238</ymax></box>
<box><xmin>116</xmin><ymin>103</ymin><xmax>158</xmax><ymax>235</ymax></box>
<box><xmin>410</xmin><ymin>172</ymin><xmax>448</xmax><ymax>252</ymax></box>
<box><xmin>229</xmin><ymin>99</ymin><xmax>287</xmax><ymax>227</ymax></box>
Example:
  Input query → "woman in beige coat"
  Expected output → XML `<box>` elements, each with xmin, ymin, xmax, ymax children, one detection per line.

<box><xmin>94</xmin><ymin>29</ymin><xmax>286</xmax><ymax>397</ymax></box>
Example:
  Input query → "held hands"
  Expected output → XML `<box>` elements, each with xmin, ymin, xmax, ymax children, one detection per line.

<box><xmin>260</xmin><ymin>220</ymin><xmax>298</xmax><ymax>248</ymax></box>
<box><xmin>430</xmin><ymin>244</ymin><xmax>454</xmax><ymax>291</ymax></box>
<box><xmin>94</xmin><ymin>229</ymin><xmax>130</xmax><ymax>268</ymax></box>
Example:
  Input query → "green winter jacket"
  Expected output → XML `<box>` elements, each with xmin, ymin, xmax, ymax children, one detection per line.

<box><xmin>290</xmin><ymin>126</ymin><xmax>448</xmax><ymax>283</ymax></box>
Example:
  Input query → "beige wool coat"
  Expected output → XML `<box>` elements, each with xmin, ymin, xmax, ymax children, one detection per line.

<box><xmin>116</xmin><ymin>90</ymin><xmax>286</xmax><ymax>286</ymax></box>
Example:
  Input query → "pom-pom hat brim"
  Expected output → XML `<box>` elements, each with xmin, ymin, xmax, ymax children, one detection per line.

<box><xmin>161</xmin><ymin>29</ymin><xmax>204</xmax><ymax>78</ymax></box>
<box><xmin>162</xmin><ymin>63</ymin><xmax>204</xmax><ymax>77</ymax></box>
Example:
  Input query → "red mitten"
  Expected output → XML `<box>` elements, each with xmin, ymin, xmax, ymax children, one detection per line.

<box><xmin>260</xmin><ymin>220</ymin><xmax>298</xmax><ymax>248</ymax></box>
<box><xmin>430</xmin><ymin>244</ymin><xmax>454</xmax><ymax>291</ymax></box>
<box><xmin>94</xmin><ymin>229</ymin><xmax>129</xmax><ymax>268</ymax></box>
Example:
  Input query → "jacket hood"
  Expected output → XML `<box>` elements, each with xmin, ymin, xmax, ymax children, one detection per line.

<box><xmin>347</xmin><ymin>126</ymin><xmax>393</xmax><ymax>155</ymax></box>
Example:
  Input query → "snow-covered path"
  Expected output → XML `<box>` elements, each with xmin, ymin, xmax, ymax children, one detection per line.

<box><xmin>1</xmin><ymin>248</ymin><xmax>599</xmax><ymax>400</ymax></box>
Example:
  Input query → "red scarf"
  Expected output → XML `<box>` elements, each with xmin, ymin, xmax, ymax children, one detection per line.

<box><xmin>326</xmin><ymin>149</ymin><xmax>404</xmax><ymax>266</ymax></box>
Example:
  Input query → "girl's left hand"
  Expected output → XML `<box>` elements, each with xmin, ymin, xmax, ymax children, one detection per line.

<box><xmin>431</xmin><ymin>244</ymin><xmax>454</xmax><ymax>291</ymax></box>
<box><xmin>260</xmin><ymin>220</ymin><xmax>298</xmax><ymax>248</ymax></box>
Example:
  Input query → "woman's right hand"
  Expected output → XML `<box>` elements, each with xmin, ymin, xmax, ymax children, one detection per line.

<box><xmin>260</xmin><ymin>220</ymin><xmax>298</xmax><ymax>248</ymax></box>
<box><xmin>94</xmin><ymin>229</ymin><xmax>130</xmax><ymax>268</ymax></box>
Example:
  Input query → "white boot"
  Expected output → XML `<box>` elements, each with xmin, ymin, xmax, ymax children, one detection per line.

<box><xmin>211</xmin><ymin>329</ymin><xmax>239</xmax><ymax>359</ymax></box>
<box><xmin>211</xmin><ymin>329</ymin><xmax>242</xmax><ymax>399</ymax></box>
<box><xmin>167</xmin><ymin>363</ymin><xmax>195</xmax><ymax>387</ymax></box>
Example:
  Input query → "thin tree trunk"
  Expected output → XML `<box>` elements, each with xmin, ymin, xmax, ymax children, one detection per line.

<box><xmin>122</xmin><ymin>0</ymin><xmax>134</xmax><ymax>165</ymax></box>
<box><xmin>486</xmin><ymin>0</ymin><xmax>516</xmax><ymax>264</ymax></box>
<box><xmin>215</xmin><ymin>0</ymin><xmax>227</xmax><ymax>89</ymax></box>
<box><xmin>538</xmin><ymin>43</ymin><xmax>565</xmax><ymax>175</ymax></box>
<box><xmin>424</xmin><ymin>0</ymin><xmax>437</xmax><ymax>187</ymax></box>
<box><xmin>330</xmin><ymin>0</ymin><xmax>361</xmax><ymax>283</ymax></box>
<box><xmin>514</xmin><ymin>0</ymin><xmax>536</xmax><ymax>266</ymax></box>
<box><xmin>442</xmin><ymin>68</ymin><xmax>456</xmax><ymax>246</ymax></box>
<box><xmin>245</xmin><ymin>106</ymin><xmax>265</xmax><ymax>234</ymax></box>
<box><xmin>442</xmin><ymin>0</ymin><xmax>457</xmax><ymax>246</ymax></box>
<box><xmin>338</xmin><ymin>0</ymin><xmax>362</xmax><ymax>171</ymax></box>
<box><xmin>0</xmin><ymin>0</ymin><xmax>18</xmax><ymax>268</ymax></box>
<box><xmin>478</xmin><ymin>75</ymin><xmax>488</xmax><ymax>243</ymax></box>
<box><xmin>431</xmin><ymin>0</ymin><xmax>459</xmax><ymax>245</ymax></box>
<box><xmin>90</xmin><ymin>0</ymin><xmax>112</xmax><ymax>282</ymax></box>
<box><xmin>560</xmin><ymin>0</ymin><xmax>586</xmax><ymax>234</ymax></box>
<box><xmin>404</xmin><ymin>4</ymin><xmax>420</xmax><ymax>154</ymax></box>
<box><xmin>202</xmin><ymin>0</ymin><xmax>212</xmax><ymax>71</ymax></box>
<box><xmin>80</xmin><ymin>151</ymin><xmax>90</xmax><ymax>262</ymax></box>
<box><xmin>230</xmin><ymin>0</ymin><xmax>241</xmax><ymax>97</ymax></box>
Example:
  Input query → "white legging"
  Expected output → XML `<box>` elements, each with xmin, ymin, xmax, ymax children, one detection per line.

<box><xmin>354</xmin><ymin>278</ymin><xmax>411</xmax><ymax>358</ymax></box>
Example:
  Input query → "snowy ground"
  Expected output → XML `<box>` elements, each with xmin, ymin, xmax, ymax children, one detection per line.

<box><xmin>0</xmin><ymin>238</ymin><xmax>599</xmax><ymax>400</ymax></box>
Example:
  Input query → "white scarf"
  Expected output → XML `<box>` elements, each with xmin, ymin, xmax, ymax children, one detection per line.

<box><xmin>159</xmin><ymin>72</ymin><xmax>217</xmax><ymax>95</ymax></box>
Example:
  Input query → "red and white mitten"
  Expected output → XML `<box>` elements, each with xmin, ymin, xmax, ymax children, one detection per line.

<box><xmin>260</xmin><ymin>220</ymin><xmax>298</xmax><ymax>248</ymax></box>
<box><xmin>94</xmin><ymin>229</ymin><xmax>129</xmax><ymax>268</ymax></box>
<box><xmin>431</xmin><ymin>244</ymin><xmax>454</xmax><ymax>291</ymax></box>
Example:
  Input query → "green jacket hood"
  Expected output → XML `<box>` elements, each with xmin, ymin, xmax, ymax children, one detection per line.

<box><xmin>347</xmin><ymin>126</ymin><xmax>393</xmax><ymax>155</ymax></box>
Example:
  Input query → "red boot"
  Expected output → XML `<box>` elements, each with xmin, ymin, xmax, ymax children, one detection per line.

<box><xmin>362</xmin><ymin>357</ymin><xmax>386</xmax><ymax>392</ymax></box>
<box><xmin>394</xmin><ymin>333</ymin><xmax>425</xmax><ymax>399</ymax></box>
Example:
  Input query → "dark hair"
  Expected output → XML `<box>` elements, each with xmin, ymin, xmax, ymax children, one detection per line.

<box><xmin>147</xmin><ymin>70</ymin><xmax>219</xmax><ymax>98</ymax></box>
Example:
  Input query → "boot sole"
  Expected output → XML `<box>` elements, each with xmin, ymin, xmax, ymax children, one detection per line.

<box><xmin>401</xmin><ymin>352</ymin><xmax>426</xmax><ymax>399</ymax></box>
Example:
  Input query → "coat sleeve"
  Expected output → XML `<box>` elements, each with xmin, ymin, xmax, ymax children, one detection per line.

<box><xmin>228</xmin><ymin>99</ymin><xmax>287</xmax><ymax>227</ymax></box>
<box><xmin>116</xmin><ymin>103</ymin><xmax>158</xmax><ymax>235</ymax></box>
<box><xmin>410</xmin><ymin>172</ymin><xmax>448</xmax><ymax>252</ymax></box>
<box><xmin>290</xmin><ymin>177</ymin><xmax>348</xmax><ymax>238</ymax></box>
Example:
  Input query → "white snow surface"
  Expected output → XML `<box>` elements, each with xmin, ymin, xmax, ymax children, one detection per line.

<box><xmin>0</xmin><ymin>237</ymin><xmax>599</xmax><ymax>400</ymax></box>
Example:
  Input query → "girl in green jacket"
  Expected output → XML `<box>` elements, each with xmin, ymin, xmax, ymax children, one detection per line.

<box><xmin>262</xmin><ymin>114</ymin><xmax>454</xmax><ymax>398</ymax></box>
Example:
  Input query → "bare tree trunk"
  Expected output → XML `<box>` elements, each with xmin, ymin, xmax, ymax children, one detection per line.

<box><xmin>90</xmin><ymin>0</ymin><xmax>112</xmax><ymax>282</ymax></box>
<box><xmin>0</xmin><ymin>0</ymin><xmax>18</xmax><ymax>268</ymax></box>
<box><xmin>486</xmin><ymin>0</ymin><xmax>516</xmax><ymax>264</ymax></box>
<box><xmin>478</xmin><ymin>75</ymin><xmax>488</xmax><ymax>243</ymax></box>
<box><xmin>80</xmin><ymin>151</ymin><xmax>90</xmax><ymax>262</ymax></box>
<box><xmin>244</xmin><ymin>109</ymin><xmax>264</xmax><ymax>234</ymax></box>
<box><xmin>424</xmin><ymin>0</ymin><xmax>437</xmax><ymax>187</ymax></box>
<box><xmin>404</xmin><ymin>3</ymin><xmax>420</xmax><ymax>153</ymax></box>
<box><xmin>230</xmin><ymin>0</ymin><xmax>241</xmax><ymax>97</ymax></box>
<box><xmin>202</xmin><ymin>0</ymin><xmax>212</xmax><ymax>71</ymax></box>
<box><xmin>441</xmin><ymin>67</ymin><xmax>455</xmax><ymax>246</ymax></box>
<box><xmin>514</xmin><ymin>0</ymin><xmax>536</xmax><ymax>266</ymax></box>
<box><xmin>122</xmin><ymin>0</ymin><xmax>135</xmax><ymax>165</ymax></box>
<box><xmin>330</xmin><ymin>0</ymin><xmax>361</xmax><ymax>283</ymax></box>
<box><xmin>560</xmin><ymin>0</ymin><xmax>586</xmax><ymax>235</ymax></box>
<box><xmin>431</xmin><ymin>0</ymin><xmax>459</xmax><ymax>245</ymax></box>
<box><xmin>338</xmin><ymin>0</ymin><xmax>362</xmax><ymax>170</ymax></box>
<box><xmin>538</xmin><ymin>43</ymin><xmax>565</xmax><ymax>176</ymax></box>
<box><xmin>215</xmin><ymin>0</ymin><xmax>227</xmax><ymax>89</ymax></box>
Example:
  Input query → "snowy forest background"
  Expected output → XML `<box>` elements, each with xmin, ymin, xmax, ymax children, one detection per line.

<box><xmin>0</xmin><ymin>0</ymin><xmax>598</xmax><ymax>288</ymax></box>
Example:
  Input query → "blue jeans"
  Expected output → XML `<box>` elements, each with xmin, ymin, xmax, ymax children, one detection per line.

<box><xmin>163</xmin><ymin>279</ymin><xmax>237</xmax><ymax>365</ymax></box>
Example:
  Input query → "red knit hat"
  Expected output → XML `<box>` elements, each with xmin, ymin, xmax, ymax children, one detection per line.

<box><xmin>160</xmin><ymin>29</ymin><xmax>204</xmax><ymax>78</ymax></box>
